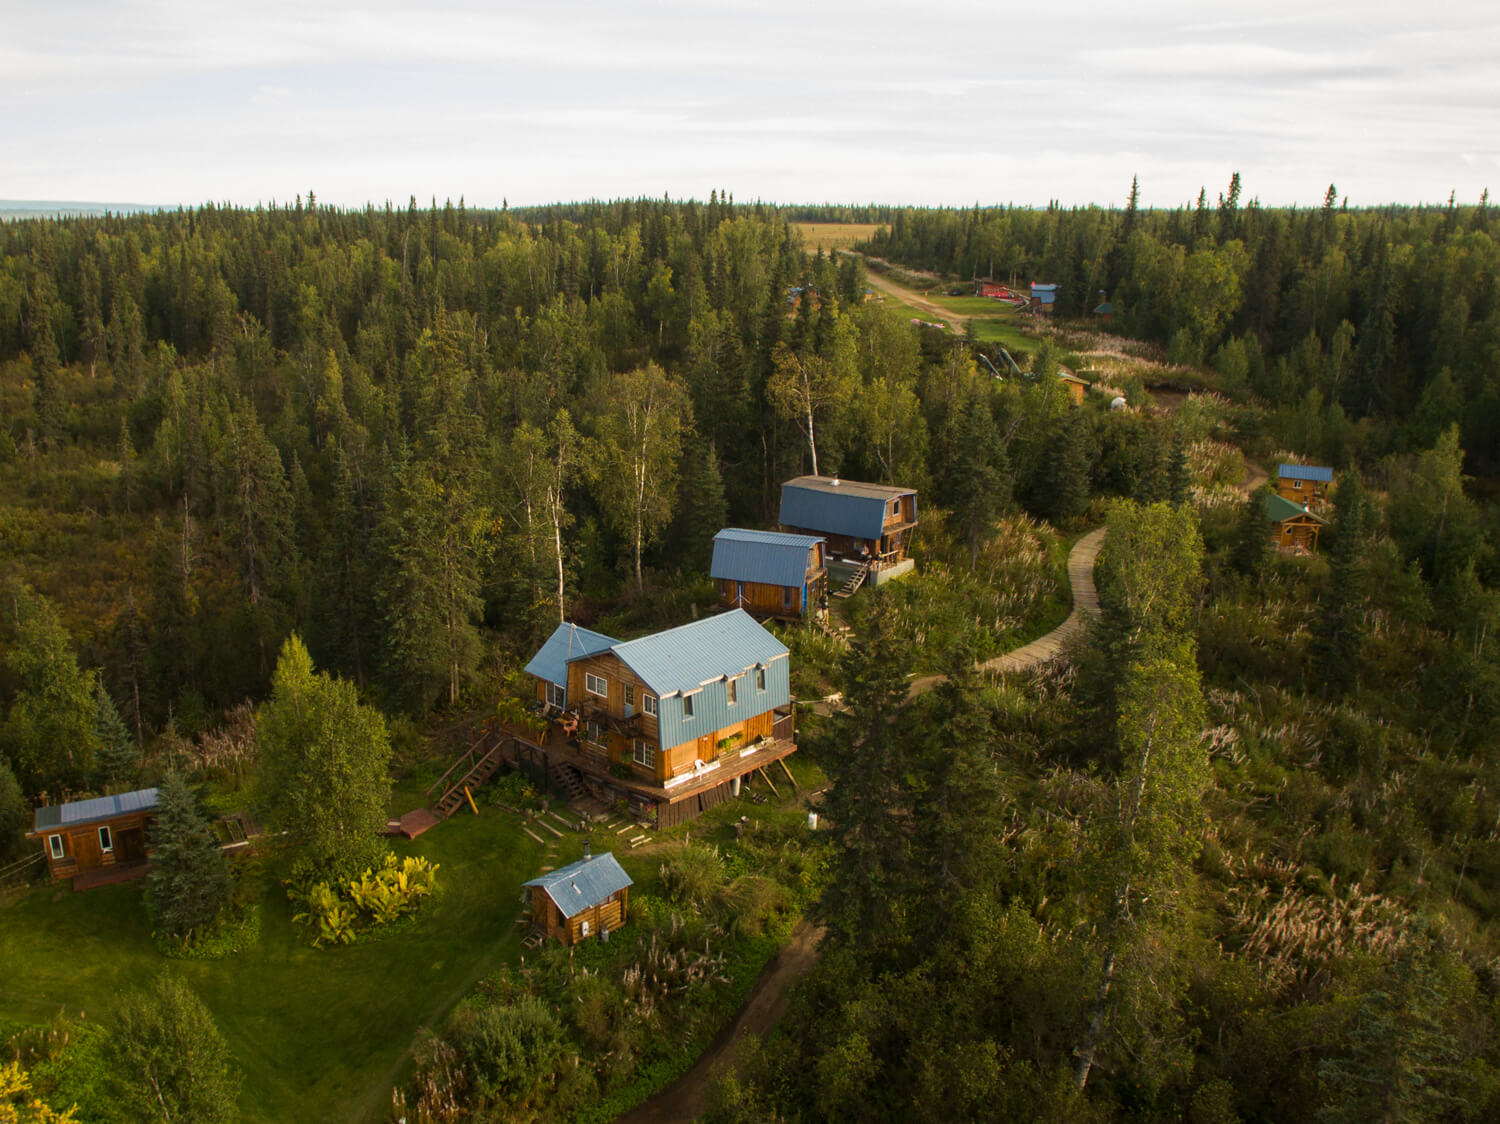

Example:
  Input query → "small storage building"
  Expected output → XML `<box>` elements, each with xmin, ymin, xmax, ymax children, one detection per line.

<box><xmin>710</xmin><ymin>528</ymin><xmax>827</xmax><ymax>621</ymax></box>
<box><xmin>524</xmin><ymin>852</ymin><xmax>633</xmax><ymax>945</ymax></box>
<box><xmin>26</xmin><ymin>788</ymin><xmax>159</xmax><ymax>883</ymax></box>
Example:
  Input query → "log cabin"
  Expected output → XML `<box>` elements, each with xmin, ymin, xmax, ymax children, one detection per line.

<box><xmin>520</xmin><ymin>610</ymin><xmax>796</xmax><ymax>827</ymax></box>
<box><xmin>524</xmin><ymin>851</ymin><xmax>633</xmax><ymax>946</ymax></box>
<box><xmin>710</xmin><ymin>528</ymin><xmax>827</xmax><ymax>621</ymax></box>
<box><xmin>778</xmin><ymin>475</ymin><xmax>917</xmax><ymax>592</ymax></box>
<box><xmin>26</xmin><ymin>788</ymin><xmax>158</xmax><ymax>886</ymax></box>
<box><xmin>1266</xmin><ymin>492</ymin><xmax>1327</xmax><ymax>552</ymax></box>
<box><xmin>1276</xmin><ymin>463</ymin><xmax>1334</xmax><ymax>513</ymax></box>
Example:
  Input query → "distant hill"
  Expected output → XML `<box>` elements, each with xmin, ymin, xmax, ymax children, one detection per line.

<box><xmin>0</xmin><ymin>199</ymin><xmax>163</xmax><ymax>220</ymax></box>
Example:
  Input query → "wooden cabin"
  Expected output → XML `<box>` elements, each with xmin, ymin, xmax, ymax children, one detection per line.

<box><xmin>778</xmin><ymin>476</ymin><xmax>917</xmax><ymax>583</ymax></box>
<box><xmin>1030</xmin><ymin>282</ymin><xmax>1059</xmax><ymax>315</ymax></box>
<box><xmin>26</xmin><ymin>788</ymin><xmax>158</xmax><ymax>885</ymax></box>
<box><xmin>1059</xmin><ymin>371</ymin><xmax>1089</xmax><ymax>406</ymax></box>
<box><xmin>524</xmin><ymin>851</ymin><xmax>632</xmax><ymax>945</ymax></box>
<box><xmin>710</xmin><ymin>528</ymin><xmax>827</xmax><ymax>621</ymax></box>
<box><xmin>1266</xmin><ymin>492</ymin><xmax>1327</xmax><ymax>552</ymax></box>
<box><xmin>1276</xmin><ymin>464</ymin><xmax>1334</xmax><ymax>513</ymax></box>
<box><xmin>521</xmin><ymin>610</ymin><xmax>797</xmax><ymax>827</ymax></box>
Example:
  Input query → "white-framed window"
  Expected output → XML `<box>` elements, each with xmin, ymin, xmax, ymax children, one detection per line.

<box><xmin>632</xmin><ymin>738</ymin><xmax>656</xmax><ymax>768</ymax></box>
<box><xmin>756</xmin><ymin>666</ymin><xmax>767</xmax><ymax>691</ymax></box>
<box><xmin>1293</xmin><ymin>479</ymin><xmax>1302</xmax><ymax>490</ymax></box>
<box><xmin>726</xmin><ymin>676</ymin><xmax>740</xmax><ymax>706</ymax></box>
<box><xmin>683</xmin><ymin>693</ymin><xmax>696</xmax><ymax>719</ymax></box>
<box><xmin>642</xmin><ymin>693</ymin><xmax>658</xmax><ymax>717</ymax></box>
<box><xmin>98</xmin><ymin>826</ymin><xmax>113</xmax><ymax>854</ymax></box>
<box><xmin>48</xmin><ymin>834</ymin><xmax>64</xmax><ymax>860</ymax></box>
<box><xmin>624</xmin><ymin>684</ymin><xmax>635</xmax><ymax>708</ymax></box>
<box><xmin>546</xmin><ymin>681</ymin><xmax>565</xmax><ymax>708</ymax></box>
<box><xmin>586</xmin><ymin>719</ymin><xmax>605</xmax><ymax>745</ymax></box>
<box><xmin>580</xmin><ymin>918</ymin><xmax>591</xmax><ymax>938</ymax></box>
<box><xmin>585</xmin><ymin>672</ymin><xmax>609</xmax><ymax>699</ymax></box>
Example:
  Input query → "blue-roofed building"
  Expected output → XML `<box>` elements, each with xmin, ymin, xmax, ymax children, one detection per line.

<box><xmin>26</xmin><ymin>787</ymin><xmax>160</xmax><ymax>884</ymax></box>
<box><xmin>517</xmin><ymin>610</ymin><xmax>797</xmax><ymax>827</ymax></box>
<box><xmin>1276</xmin><ymin>463</ymin><xmax>1335</xmax><ymax>512</ymax></box>
<box><xmin>1030</xmin><ymin>281</ymin><xmax>1059</xmax><ymax>315</ymax></box>
<box><xmin>524</xmin><ymin>851</ymin><xmax>633</xmax><ymax>944</ymax></box>
<box><xmin>710</xmin><ymin>528</ymin><xmax>827</xmax><ymax>621</ymax></box>
<box><xmin>778</xmin><ymin>475</ymin><xmax>917</xmax><ymax>593</ymax></box>
<box><xmin>524</xmin><ymin>623</ymin><xmax>618</xmax><ymax>710</ymax></box>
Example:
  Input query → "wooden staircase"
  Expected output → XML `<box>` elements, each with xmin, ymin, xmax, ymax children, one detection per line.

<box><xmin>833</xmin><ymin>562</ymin><xmax>870</xmax><ymax>599</ymax></box>
<box><xmin>428</xmin><ymin>736</ymin><xmax>506</xmax><ymax>820</ymax></box>
<box><xmin>547</xmin><ymin>760</ymin><xmax>588</xmax><ymax>804</ymax></box>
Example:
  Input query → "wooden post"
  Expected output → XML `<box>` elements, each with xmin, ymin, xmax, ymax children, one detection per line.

<box><xmin>778</xmin><ymin>757</ymin><xmax>799</xmax><ymax>792</ymax></box>
<box><xmin>758</xmin><ymin>768</ymin><xmax>781</xmax><ymax>798</ymax></box>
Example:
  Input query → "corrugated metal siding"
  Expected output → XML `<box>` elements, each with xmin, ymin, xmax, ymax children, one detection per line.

<box><xmin>611</xmin><ymin>610</ymin><xmax>789</xmax><ymax>697</ymax></box>
<box><xmin>523</xmin><ymin>852</ymin><xmax>633</xmax><ymax>918</ymax></box>
<box><xmin>1278</xmin><ymin>464</ymin><xmax>1334</xmax><ymax>483</ymax></box>
<box><xmin>710</xmin><ymin>529</ymin><xmax>823</xmax><ymax>588</ymax></box>
<box><xmin>779</xmin><ymin>480</ymin><xmax>892</xmax><ymax>541</ymax></box>
<box><xmin>34</xmin><ymin>788</ymin><xmax>159</xmax><ymax>832</ymax></box>
<box><xmin>524</xmin><ymin>623</ymin><xmax>618</xmax><ymax>692</ymax></box>
<box><xmin>657</xmin><ymin>653</ymin><xmax>790</xmax><ymax>753</ymax></box>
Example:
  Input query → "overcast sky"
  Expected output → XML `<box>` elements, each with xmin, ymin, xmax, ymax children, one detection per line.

<box><xmin>3</xmin><ymin>0</ymin><xmax>1496</xmax><ymax>211</ymax></box>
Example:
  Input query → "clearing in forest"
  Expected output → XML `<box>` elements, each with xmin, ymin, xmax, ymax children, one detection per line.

<box><xmin>791</xmin><ymin>222</ymin><xmax>884</xmax><ymax>253</ymax></box>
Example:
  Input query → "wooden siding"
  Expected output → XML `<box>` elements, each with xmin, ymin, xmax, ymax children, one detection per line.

<box><xmin>1276</xmin><ymin>477</ymin><xmax>1331</xmax><ymax>511</ymax></box>
<box><xmin>33</xmin><ymin>809</ymin><xmax>155</xmax><ymax>881</ymax></box>
<box><xmin>717</xmin><ymin>578</ymin><xmax>823</xmax><ymax>620</ymax></box>
<box><xmin>531</xmin><ymin>885</ymin><xmax>629</xmax><ymax>946</ymax></box>
<box><xmin>1272</xmin><ymin>515</ymin><xmax>1322</xmax><ymax>552</ymax></box>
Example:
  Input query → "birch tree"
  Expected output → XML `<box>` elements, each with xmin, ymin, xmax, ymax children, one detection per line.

<box><xmin>592</xmin><ymin>365</ymin><xmax>689</xmax><ymax>593</ymax></box>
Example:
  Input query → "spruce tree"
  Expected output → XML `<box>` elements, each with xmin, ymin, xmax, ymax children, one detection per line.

<box><xmin>146</xmin><ymin>773</ymin><xmax>233</xmax><ymax>941</ymax></box>
<box><xmin>95</xmin><ymin>680</ymin><xmax>139</xmax><ymax>786</ymax></box>
<box><xmin>1312</xmin><ymin>473</ymin><xmax>1373</xmax><ymax>696</ymax></box>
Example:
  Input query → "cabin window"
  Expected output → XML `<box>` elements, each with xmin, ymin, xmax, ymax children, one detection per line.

<box><xmin>580</xmin><ymin>918</ymin><xmax>591</xmax><ymax>938</ymax></box>
<box><xmin>98</xmin><ymin>826</ymin><xmax>113</xmax><ymax>854</ymax></box>
<box><xmin>48</xmin><ymin>834</ymin><xmax>64</xmax><ymax>860</ymax></box>
<box><xmin>726</xmin><ymin>676</ymin><xmax>740</xmax><ymax>706</ymax></box>
<box><xmin>643</xmin><ymin>694</ymin><xmax>658</xmax><ymax>717</ymax></box>
<box><xmin>891</xmin><ymin>498</ymin><xmax>900</xmax><ymax>514</ymax></box>
<box><xmin>632</xmin><ymin>738</ymin><xmax>655</xmax><ymax>768</ymax></box>
<box><xmin>546</xmin><ymin>682</ymin><xmax>565</xmax><ymax>709</ymax></box>
<box><xmin>586</xmin><ymin>719</ymin><xmax>605</xmax><ymax>746</ymax></box>
<box><xmin>756</xmin><ymin>666</ymin><xmax>767</xmax><ymax>691</ymax></box>
<box><xmin>682</xmin><ymin>693</ymin><xmax>696</xmax><ymax>719</ymax></box>
<box><xmin>624</xmin><ymin>684</ymin><xmax>635</xmax><ymax>708</ymax></box>
<box><xmin>585</xmin><ymin>672</ymin><xmax>609</xmax><ymax>699</ymax></box>
<box><xmin>1293</xmin><ymin>479</ymin><xmax>1302</xmax><ymax>490</ymax></box>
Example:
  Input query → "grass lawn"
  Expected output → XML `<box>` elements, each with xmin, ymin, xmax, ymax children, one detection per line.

<box><xmin>0</xmin><ymin>798</ymin><xmax>570</xmax><ymax>1123</ymax></box>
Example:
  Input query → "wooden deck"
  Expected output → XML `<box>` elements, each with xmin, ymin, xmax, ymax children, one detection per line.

<box><xmin>72</xmin><ymin>861</ymin><xmax>150</xmax><ymax>893</ymax></box>
<box><xmin>385</xmin><ymin>808</ymin><xmax>441</xmax><ymax>839</ymax></box>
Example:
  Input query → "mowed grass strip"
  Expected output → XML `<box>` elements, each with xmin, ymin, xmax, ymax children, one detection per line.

<box><xmin>0</xmin><ymin>806</ymin><xmax>559</xmax><ymax>1123</ymax></box>
<box><xmin>791</xmin><ymin>222</ymin><xmax>884</xmax><ymax>254</ymax></box>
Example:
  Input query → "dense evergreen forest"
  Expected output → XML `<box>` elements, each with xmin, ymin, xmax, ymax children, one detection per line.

<box><xmin>4</xmin><ymin>193</ymin><xmax>1500</xmax><ymax>1122</ymax></box>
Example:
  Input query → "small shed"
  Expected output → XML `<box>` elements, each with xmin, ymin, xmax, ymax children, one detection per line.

<box><xmin>1276</xmin><ymin>464</ymin><xmax>1334</xmax><ymax>512</ymax></box>
<box><xmin>524</xmin><ymin>852</ymin><xmax>633</xmax><ymax>945</ymax></box>
<box><xmin>26</xmin><ymin>788</ymin><xmax>159</xmax><ymax>883</ymax></box>
<box><xmin>1030</xmin><ymin>282</ymin><xmax>1059</xmax><ymax>314</ymax></box>
<box><xmin>711</xmin><ymin>528</ymin><xmax>827</xmax><ymax>620</ymax></box>
<box><xmin>1058</xmin><ymin>371</ymin><xmax>1089</xmax><ymax>406</ymax></box>
<box><xmin>1266</xmin><ymin>493</ymin><xmax>1327</xmax><ymax>552</ymax></box>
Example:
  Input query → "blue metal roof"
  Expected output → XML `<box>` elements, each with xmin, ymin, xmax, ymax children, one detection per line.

<box><xmin>32</xmin><ymin>787</ymin><xmax>159</xmax><ymax>833</ymax></box>
<box><xmin>779</xmin><ymin>476</ymin><xmax>913</xmax><ymax>542</ymax></box>
<box><xmin>524</xmin><ymin>623</ymin><xmax>618</xmax><ymax>690</ymax></box>
<box><xmin>1278</xmin><ymin>464</ymin><xmax>1334</xmax><ymax>483</ymax></box>
<box><xmin>611</xmin><ymin>609</ymin><xmax>789</xmax><ymax>698</ymax></box>
<box><xmin>710</xmin><ymin>529</ymin><xmax>825</xmax><ymax>589</ymax></box>
<box><xmin>524</xmin><ymin>852</ymin><xmax>633</xmax><ymax>918</ymax></box>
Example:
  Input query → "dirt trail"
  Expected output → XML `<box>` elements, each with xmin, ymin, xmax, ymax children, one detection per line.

<box><xmin>858</xmin><ymin>262</ymin><xmax>970</xmax><ymax>332</ymax></box>
<box><xmin>615</xmin><ymin>921</ymin><xmax>824</xmax><ymax>1123</ymax></box>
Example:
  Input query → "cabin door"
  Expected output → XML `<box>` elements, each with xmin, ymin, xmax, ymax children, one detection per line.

<box><xmin>118</xmin><ymin>827</ymin><xmax>148</xmax><ymax>863</ymax></box>
<box><xmin>697</xmin><ymin>733</ymin><xmax>716</xmax><ymax>763</ymax></box>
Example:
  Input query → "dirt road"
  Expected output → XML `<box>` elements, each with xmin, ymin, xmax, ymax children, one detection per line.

<box><xmin>616</xmin><ymin>921</ymin><xmax>825</xmax><ymax>1123</ymax></box>
<box><xmin>859</xmin><ymin>264</ymin><xmax>970</xmax><ymax>332</ymax></box>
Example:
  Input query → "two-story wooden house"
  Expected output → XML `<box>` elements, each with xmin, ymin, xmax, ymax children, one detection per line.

<box><xmin>520</xmin><ymin>610</ymin><xmax>796</xmax><ymax>826</ymax></box>
<box><xmin>710</xmin><ymin>528</ymin><xmax>827</xmax><ymax>621</ymax></box>
<box><xmin>26</xmin><ymin>788</ymin><xmax>159</xmax><ymax>887</ymax></box>
<box><xmin>778</xmin><ymin>475</ymin><xmax>917</xmax><ymax>594</ymax></box>
<box><xmin>1276</xmin><ymin>464</ymin><xmax>1334</xmax><ymax>513</ymax></box>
